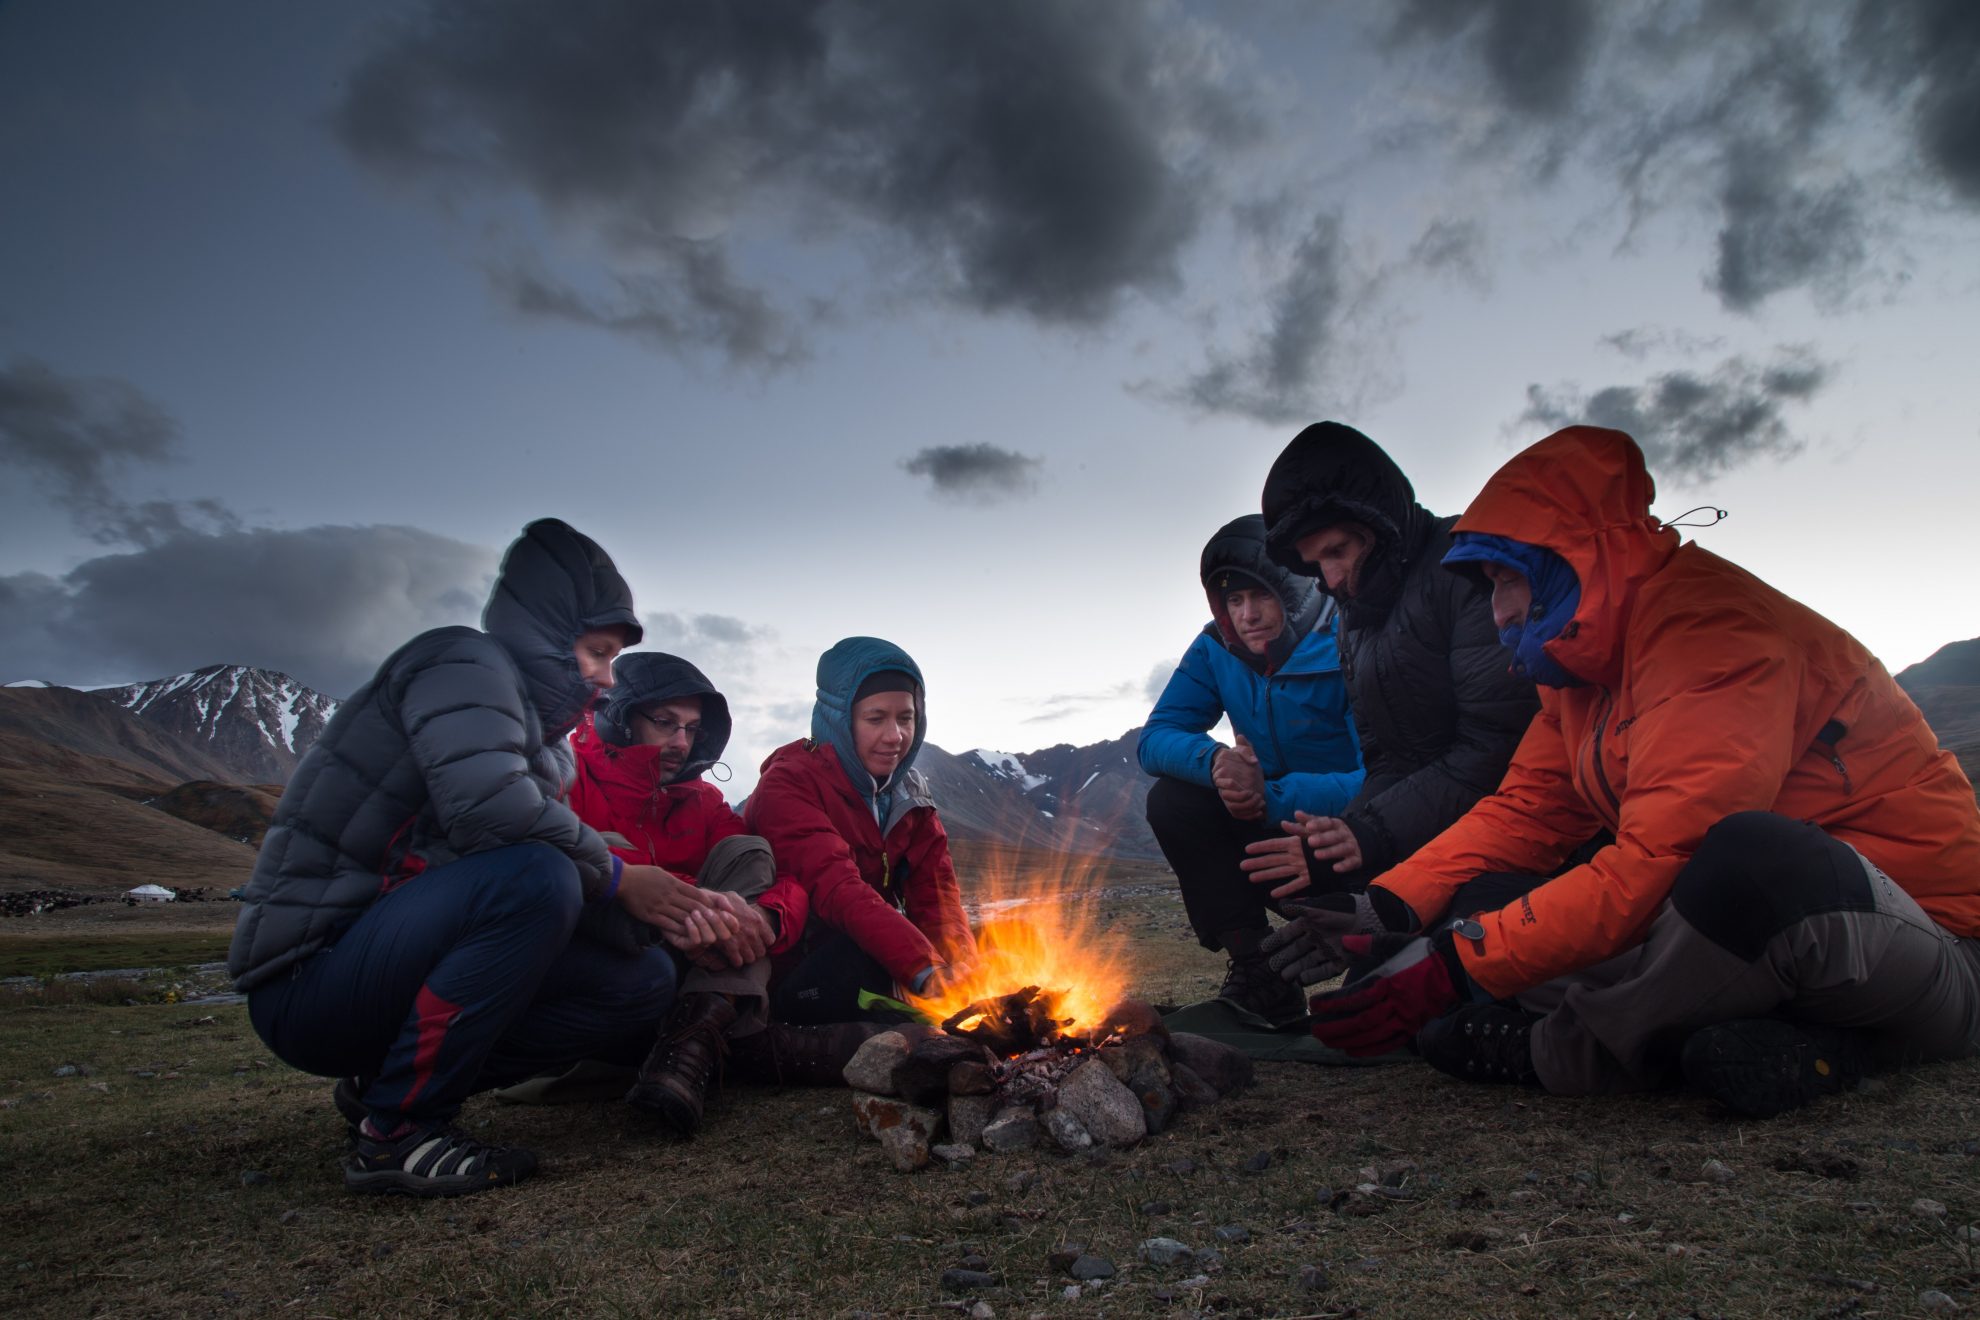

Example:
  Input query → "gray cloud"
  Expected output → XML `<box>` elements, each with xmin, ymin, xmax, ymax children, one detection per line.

<box><xmin>1388</xmin><ymin>0</ymin><xmax>1599</xmax><ymax>120</ymax></box>
<box><xmin>1852</xmin><ymin>0</ymin><xmax>1980</xmax><ymax>203</ymax></box>
<box><xmin>0</xmin><ymin>525</ymin><xmax>497</xmax><ymax>696</ymax></box>
<box><xmin>1599</xmin><ymin>326</ymin><xmax>1727</xmax><ymax>361</ymax></box>
<box><xmin>0</xmin><ymin>358</ymin><xmax>238</xmax><ymax>548</ymax></box>
<box><xmin>1518</xmin><ymin>348</ymin><xmax>1833</xmax><ymax>482</ymax></box>
<box><xmin>641</xmin><ymin>611</ymin><xmax>774</xmax><ymax>651</ymax></box>
<box><xmin>1020</xmin><ymin>676</ymin><xmax>1144</xmax><ymax>725</ymax></box>
<box><xmin>336</xmin><ymin>0</ymin><xmax>1255</xmax><ymax>363</ymax></box>
<box><xmin>1144</xmin><ymin>659</ymin><xmax>1178</xmax><ymax>705</ymax></box>
<box><xmin>901</xmin><ymin>444</ymin><xmax>1044</xmax><ymax>504</ymax></box>
<box><xmin>1175</xmin><ymin>211</ymin><xmax>1352</xmax><ymax>424</ymax></box>
<box><xmin>1710</xmin><ymin>145</ymin><xmax>1870</xmax><ymax>312</ymax></box>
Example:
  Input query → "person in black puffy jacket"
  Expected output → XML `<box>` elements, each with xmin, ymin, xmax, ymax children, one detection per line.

<box><xmin>233</xmin><ymin>519</ymin><xmax>734</xmax><ymax>1197</ymax></box>
<box><xmin>1260</xmin><ymin>422</ymin><xmax>1538</xmax><ymax>888</ymax></box>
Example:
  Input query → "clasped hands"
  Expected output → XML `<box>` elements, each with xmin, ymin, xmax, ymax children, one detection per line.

<box><xmin>617</xmin><ymin>863</ymin><xmax>776</xmax><ymax>970</ymax></box>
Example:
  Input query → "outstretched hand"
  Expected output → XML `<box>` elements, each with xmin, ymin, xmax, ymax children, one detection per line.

<box><xmin>1288</xmin><ymin>811</ymin><xmax>1363</xmax><ymax>875</ymax></box>
<box><xmin>1240</xmin><ymin>833</ymin><xmax>1312</xmax><ymax>898</ymax></box>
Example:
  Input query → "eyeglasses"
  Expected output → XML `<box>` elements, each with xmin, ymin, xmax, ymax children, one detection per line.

<box><xmin>637</xmin><ymin>711</ymin><xmax>701</xmax><ymax>742</ymax></box>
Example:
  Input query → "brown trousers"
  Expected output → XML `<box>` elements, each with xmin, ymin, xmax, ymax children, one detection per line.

<box><xmin>678</xmin><ymin>834</ymin><xmax>775</xmax><ymax>1038</ymax></box>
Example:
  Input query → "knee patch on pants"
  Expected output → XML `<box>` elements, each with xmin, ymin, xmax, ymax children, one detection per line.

<box><xmin>1669</xmin><ymin>811</ymin><xmax>1876</xmax><ymax>962</ymax></box>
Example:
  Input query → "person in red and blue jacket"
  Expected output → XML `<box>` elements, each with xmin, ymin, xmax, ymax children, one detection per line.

<box><xmin>745</xmin><ymin>637</ymin><xmax>978</xmax><ymax>1023</ymax></box>
<box><xmin>1139</xmin><ymin>513</ymin><xmax>1363</xmax><ymax>1026</ymax></box>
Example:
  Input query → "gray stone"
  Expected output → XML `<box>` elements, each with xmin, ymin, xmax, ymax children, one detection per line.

<box><xmin>1214</xmin><ymin>1224</ymin><xmax>1249</xmax><ymax>1244</ymax></box>
<box><xmin>895</xmin><ymin>1034</ymin><xmax>992</xmax><ymax>1107</ymax></box>
<box><xmin>1920</xmin><ymin>1290</ymin><xmax>1959</xmax><ymax>1313</ymax></box>
<box><xmin>1127</xmin><ymin>1064</ymin><xmax>1178</xmax><ymax>1134</ymax></box>
<box><xmin>1914</xmin><ymin>1197</ymin><xmax>1949</xmax><ymax>1218</ymax></box>
<box><xmin>1056</xmin><ymin>1059</ymin><xmax>1147</xmax><ymax>1149</ymax></box>
<box><xmin>1069</xmin><ymin>1253</ymin><xmax>1115</xmax><ymax>1281</ymax></box>
<box><xmin>852</xmin><ymin>1092</ymin><xmax>943</xmax><ymax>1171</ymax></box>
<box><xmin>1139</xmin><ymin>1200</ymin><xmax>1172</xmax><ymax>1216</ymax></box>
<box><xmin>932</xmin><ymin>1143</ymin><xmax>975</xmax><ymax>1164</ymax></box>
<box><xmin>1044</xmin><ymin>1108</ymin><xmax>1093</xmax><ymax>1152</ymax></box>
<box><xmin>843</xmin><ymin>1031</ymin><xmax>912</xmax><ymax>1094</ymax></box>
<box><xmin>1168</xmin><ymin>1062</ymin><xmax>1219</xmax><ymax>1111</ymax></box>
<box><xmin>968</xmin><ymin>1303</ymin><xmax>994</xmax><ymax>1320</ymax></box>
<box><xmin>1700</xmin><ymin>1158</ymin><xmax>1736</xmax><ymax>1184</ymax></box>
<box><xmin>949</xmin><ymin>1093</ymin><xmax>1000</xmax><ymax>1148</ymax></box>
<box><xmin>982</xmin><ymin>1107</ymin><xmax>1041</xmax><ymax>1154</ymax></box>
<box><xmin>1139</xmin><ymin>1237</ymin><xmax>1195</xmax><ymax>1267</ymax></box>
<box><xmin>278</xmin><ymin>1209</ymin><xmax>301</xmax><ymax>1225</ymax></box>
<box><xmin>940</xmin><ymin>1268</ymin><xmax>999</xmax><ymax>1293</ymax></box>
<box><xmin>1165</xmin><ymin>1032</ymin><xmax>1253</xmax><ymax>1095</ymax></box>
<box><xmin>949</xmin><ymin>1060</ymin><xmax>997</xmax><ymax>1095</ymax></box>
<box><xmin>52</xmin><ymin>1065</ymin><xmax>78</xmax><ymax>1078</ymax></box>
<box><xmin>1098</xmin><ymin>1035</ymin><xmax>1169</xmax><ymax>1088</ymax></box>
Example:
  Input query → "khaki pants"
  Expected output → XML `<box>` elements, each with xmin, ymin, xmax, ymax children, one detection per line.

<box><xmin>1512</xmin><ymin>812</ymin><xmax>1980</xmax><ymax>1094</ymax></box>
<box><xmin>679</xmin><ymin>834</ymin><xmax>774</xmax><ymax>1039</ymax></box>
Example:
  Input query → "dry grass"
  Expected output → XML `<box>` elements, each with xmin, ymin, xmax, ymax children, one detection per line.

<box><xmin>4</xmin><ymin>885</ymin><xmax>1980</xmax><ymax>1318</ymax></box>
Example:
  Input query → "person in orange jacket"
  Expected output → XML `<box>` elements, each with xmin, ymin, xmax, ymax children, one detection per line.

<box><xmin>1267</xmin><ymin>425</ymin><xmax>1980</xmax><ymax>1116</ymax></box>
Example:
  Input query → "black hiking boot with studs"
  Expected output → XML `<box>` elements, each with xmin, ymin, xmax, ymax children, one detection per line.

<box><xmin>1679</xmin><ymin>1018</ymin><xmax>1869</xmax><ymax>1118</ymax></box>
<box><xmin>1214</xmin><ymin>928</ymin><xmax>1309</xmax><ymax>1028</ymax></box>
<box><xmin>1416</xmin><ymin>1004</ymin><xmax>1542</xmax><ymax>1086</ymax></box>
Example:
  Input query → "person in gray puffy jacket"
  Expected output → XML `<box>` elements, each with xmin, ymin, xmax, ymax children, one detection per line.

<box><xmin>232</xmin><ymin>518</ymin><xmax>733</xmax><ymax>1197</ymax></box>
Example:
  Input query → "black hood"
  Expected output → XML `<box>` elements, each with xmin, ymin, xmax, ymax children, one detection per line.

<box><xmin>1260</xmin><ymin>421</ymin><xmax>1435</xmax><ymax>627</ymax></box>
<box><xmin>482</xmin><ymin>518</ymin><xmax>642</xmax><ymax>739</ymax></box>
<box><xmin>592</xmin><ymin>651</ymin><xmax>732</xmax><ymax>783</ymax></box>
<box><xmin>1199</xmin><ymin>513</ymin><xmax>1326</xmax><ymax>675</ymax></box>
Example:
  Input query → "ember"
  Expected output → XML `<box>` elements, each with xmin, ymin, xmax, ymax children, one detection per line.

<box><xmin>941</xmin><ymin>985</ymin><xmax>1072</xmax><ymax>1054</ymax></box>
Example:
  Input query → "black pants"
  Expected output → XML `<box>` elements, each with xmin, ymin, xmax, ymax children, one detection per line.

<box><xmin>1146</xmin><ymin>776</ymin><xmax>1360</xmax><ymax>951</ymax></box>
<box><xmin>770</xmin><ymin>928</ymin><xmax>902</xmax><ymax>1026</ymax></box>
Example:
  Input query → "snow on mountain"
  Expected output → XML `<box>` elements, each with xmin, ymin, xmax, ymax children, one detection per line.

<box><xmin>101</xmin><ymin>665</ymin><xmax>339</xmax><ymax>784</ymax></box>
<box><xmin>4</xmin><ymin>679</ymin><xmax>54</xmax><ymax>688</ymax></box>
<box><xmin>922</xmin><ymin>730</ymin><xmax>1159</xmax><ymax>859</ymax></box>
<box><xmin>968</xmin><ymin>748</ymin><xmax>1050</xmax><ymax>791</ymax></box>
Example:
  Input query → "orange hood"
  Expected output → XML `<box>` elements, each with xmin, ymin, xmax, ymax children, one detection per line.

<box><xmin>1452</xmin><ymin>427</ymin><xmax>1679</xmax><ymax>688</ymax></box>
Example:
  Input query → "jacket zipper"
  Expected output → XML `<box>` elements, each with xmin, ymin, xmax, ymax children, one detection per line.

<box><xmin>1584</xmin><ymin>689</ymin><xmax>1624</xmax><ymax>823</ymax></box>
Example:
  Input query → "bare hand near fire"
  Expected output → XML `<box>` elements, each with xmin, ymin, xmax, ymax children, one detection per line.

<box><xmin>1213</xmin><ymin>736</ymin><xmax>1266</xmax><ymax>820</ymax></box>
<box><xmin>705</xmin><ymin>889</ymin><xmax>775</xmax><ymax>967</ymax></box>
<box><xmin>1240</xmin><ymin>833</ymin><xmax>1313</xmax><ymax>898</ymax></box>
<box><xmin>618</xmin><ymin>864</ymin><xmax>738</xmax><ymax>950</ymax></box>
<box><xmin>1290</xmin><ymin>812</ymin><xmax>1362</xmax><ymax>874</ymax></box>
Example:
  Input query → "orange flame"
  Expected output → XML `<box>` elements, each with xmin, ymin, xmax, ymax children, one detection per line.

<box><xmin>905</xmin><ymin>844</ymin><xmax>1131</xmax><ymax>1040</ymax></box>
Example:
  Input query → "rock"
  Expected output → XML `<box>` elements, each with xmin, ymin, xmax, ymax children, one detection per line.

<box><xmin>879</xmin><ymin>1122</ymin><xmax>934</xmax><ymax>1173</ymax></box>
<box><xmin>1700</xmin><ymin>1159</ymin><xmax>1736</xmax><ymax>1184</ymax></box>
<box><xmin>1242</xmin><ymin>1150</ymin><xmax>1273</xmax><ymax>1174</ymax></box>
<box><xmin>852</xmin><ymin>1091</ymin><xmax>943</xmax><ymax>1143</ymax></box>
<box><xmin>949</xmin><ymin>1060</ymin><xmax>997</xmax><ymax>1095</ymax></box>
<box><xmin>1298</xmin><ymin>1263</ymin><xmax>1329</xmax><ymax>1292</ymax></box>
<box><xmin>949</xmin><ymin>1094</ymin><xmax>1000</xmax><ymax>1149</ymax></box>
<box><xmin>1055</xmin><ymin>1060</ymin><xmax>1147</xmax><ymax>1149</ymax></box>
<box><xmin>1165</xmin><ymin>1032</ymin><xmax>1252</xmax><ymax>1095</ymax></box>
<box><xmin>895</xmin><ymin>1035</ymin><xmax>992</xmax><ymax>1107</ymax></box>
<box><xmin>1214</xmin><ymin>1224</ymin><xmax>1249</xmax><ymax>1244</ymax></box>
<box><xmin>844</xmin><ymin>1031</ymin><xmax>912</xmax><ymax>1094</ymax></box>
<box><xmin>1920</xmin><ymin>1290</ymin><xmax>1959</xmax><ymax>1313</ymax></box>
<box><xmin>1007</xmin><ymin>1169</ymin><xmax>1037</xmax><ymax>1193</ymax></box>
<box><xmin>1914</xmin><ymin>1198</ymin><xmax>1949</xmax><ymax>1218</ymax></box>
<box><xmin>239</xmin><ymin>1170</ymin><xmax>273</xmax><ymax>1187</ymax></box>
<box><xmin>940</xmin><ymin>1268</ymin><xmax>999</xmax><ymax>1293</ymax></box>
<box><xmin>1164</xmin><ymin>1157</ymin><xmax>1198</xmax><ymax>1176</ymax></box>
<box><xmin>1197</xmin><ymin>1248</ymin><xmax>1224</xmax><ymax>1271</ymax></box>
<box><xmin>279</xmin><ymin>1209</ymin><xmax>301</xmax><ymax>1225</ymax></box>
<box><xmin>982</xmin><ymin>1108</ymin><xmax>1041</xmax><ymax>1154</ymax></box>
<box><xmin>1099</xmin><ymin>1035</ymin><xmax>1169</xmax><ymax>1088</ymax></box>
<box><xmin>1044</xmin><ymin>1108</ymin><xmax>1093</xmax><ymax>1153</ymax></box>
<box><xmin>969</xmin><ymin>1303</ymin><xmax>995</xmax><ymax>1320</ymax></box>
<box><xmin>932</xmin><ymin>1143</ymin><xmax>975</xmax><ymax>1164</ymax></box>
<box><xmin>1127</xmin><ymin>1065</ymin><xmax>1179</xmax><ymax>1135</ymax></box>
<box><xmin>1060</xmin><ymin>1285</ymin><xmax>1080</xmax><ymax>1301</ymax></box>
<box><xmin>958</xmin><ymin>1251</ymin><xmax>990</xmax><ymax>1269</ymax></box>
<box><xmin>1069</xmin><ymin>1254</ymin><xmax>1115</xmax><ymax>1281</ymax></box>
<box><xmin>1168</xmin><ymin>1062</ymin><xmax>1220</xmax><ymax>1111</ymax></box>
<box><xmin>1139</xmin><ymin>1199</ymin><xmax>1172</xmax><ymax>1216</ymax></box>
<box><xmin>1139</xmin><ymin>1237</ymin><xmax>1195</xmax><ymax>1267</ymax></box>
<box><xmin>52</xmin><ymin>1065</ymin><xmax>78</xmax><ymax>1078</ymax></box>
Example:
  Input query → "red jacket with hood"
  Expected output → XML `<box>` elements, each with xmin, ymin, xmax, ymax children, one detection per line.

<box><xmin>1378</xmin><ymin>426</ymin><xmax>1980</xmax><ymax>999</ymax></box>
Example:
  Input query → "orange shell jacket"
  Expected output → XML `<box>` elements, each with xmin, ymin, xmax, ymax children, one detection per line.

<box><xmin>1378</xmin><ymin>426</ymin><xmax>1980</xmax><ymax>999</ymax></box>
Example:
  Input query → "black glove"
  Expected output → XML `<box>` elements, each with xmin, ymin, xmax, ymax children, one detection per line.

<box><xmin>1260</xmin><ymin>886</ymin><xmax>1418</xmax><ymax>986</ymax></box>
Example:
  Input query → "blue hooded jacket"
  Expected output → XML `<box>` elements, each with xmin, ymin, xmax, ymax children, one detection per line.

<box><xmin>1139</xmin><ymin>515</ymin><xmax>1364</xmax><ymax>822</ymax></box>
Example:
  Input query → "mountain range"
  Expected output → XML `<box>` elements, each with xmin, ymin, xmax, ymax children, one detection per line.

<box><xmin>6</xmin><ymin>635</ymin><xmax>1978</xmax><ymax>895</ymax></box>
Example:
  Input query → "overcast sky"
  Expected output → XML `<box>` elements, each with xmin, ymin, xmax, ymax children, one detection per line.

<box><xmin>4</xmin><ymin>1</ymin><xmax>1978</xmax><ymax>800</ymax></box>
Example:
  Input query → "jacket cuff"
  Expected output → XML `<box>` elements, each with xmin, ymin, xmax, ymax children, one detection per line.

<box><xmin>1342</xmin><ymin>810</ymin><xmax>1394</xmax><ymax>879</ymax></box>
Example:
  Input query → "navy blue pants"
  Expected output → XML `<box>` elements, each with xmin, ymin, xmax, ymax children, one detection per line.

<box><xmin>771</xmin><ymin>928</ymin><xmax>900</xmax><ymax>1025</ymax></box>
<box><xmin>248</xmin><ymin>843</ymin><xmax>677</xmax><ymax>1128</ymax></box>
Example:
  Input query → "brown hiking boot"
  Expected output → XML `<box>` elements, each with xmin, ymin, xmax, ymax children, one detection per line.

<box><xmin>1215</xmin><ymin>927</ymin><xmax>1308</xmax><ymax>1028</ymax></box>
<box><xmin>730</xmin><ymin>1020</ymin><xmax>893</xmax><ymax>1086</ymax></box>
<box><xmin>626</xmin><ymin>993</ymin><xmax>738</xmax><ymax>1134</ymax></box>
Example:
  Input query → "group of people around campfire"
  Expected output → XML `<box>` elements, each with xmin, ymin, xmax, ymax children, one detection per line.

<box><xmin>229</xmin><ymin>421</ymin><xmax>1980</xmax><ymax>1199</ymax></box>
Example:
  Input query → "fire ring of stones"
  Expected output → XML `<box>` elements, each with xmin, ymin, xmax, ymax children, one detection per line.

<box><xmin>842</xmin><ymin>992</ymin><xmax>1255</xmax><ymax>1173</ymax></box>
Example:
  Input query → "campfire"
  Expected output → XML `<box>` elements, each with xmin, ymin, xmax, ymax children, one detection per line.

<box><xmin>839</xmin><ymin>857</ymin><xmax>1254</xmax><ymax>1171</ymax></box>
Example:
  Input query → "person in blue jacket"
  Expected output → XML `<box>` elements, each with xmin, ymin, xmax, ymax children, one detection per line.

<box><xmin>1139</xmin><ymin>513</ymin><xmax>1364</xmax><ymax>1025</ymax></box>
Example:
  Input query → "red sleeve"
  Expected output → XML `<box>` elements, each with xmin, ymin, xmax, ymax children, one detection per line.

<box><xmin>900</xmin><ymin>809</ymin><xmax>976</xmax><ymax>967</ymax></box>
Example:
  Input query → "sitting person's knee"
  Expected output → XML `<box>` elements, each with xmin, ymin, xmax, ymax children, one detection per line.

<box><xmin>1671</xmin><ymin>812</ymin><xmax>1873</xmax><ymax>960</ymax></box>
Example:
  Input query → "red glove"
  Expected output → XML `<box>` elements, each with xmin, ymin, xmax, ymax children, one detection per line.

<box><xmin>1307</xmin><ymin>930</ymin><xmax>1468</xmax><ymax>1056</ymax></box>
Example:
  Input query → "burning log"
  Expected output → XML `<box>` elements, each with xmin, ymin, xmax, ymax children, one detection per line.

<box><xmin>940</xmin><ymin>985</ymin><xmax>1074</xmax><ymax>1054</ymax></box>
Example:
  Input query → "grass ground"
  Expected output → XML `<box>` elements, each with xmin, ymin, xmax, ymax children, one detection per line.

<box><xmin>5</xmin><ymin>879</ymin><xmax>1980</xmax><ymax>1318</ymax></box>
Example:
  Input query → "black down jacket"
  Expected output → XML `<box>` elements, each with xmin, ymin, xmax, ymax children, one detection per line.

<box><xmin>1260</xmin><ymin>422</ymin><xmax>1537</xmax><ymax>882</ymax></box>
<box><xmin>228</xmin><ymin>519</ymin><xmax>643</xmax><ymax>991</ymax></box>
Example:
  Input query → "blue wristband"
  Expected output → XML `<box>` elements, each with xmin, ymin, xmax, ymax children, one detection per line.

<box><xmin>599</xmin><ymin>855</ymin><xmax>623</xmax><ymax>903</ymax></box>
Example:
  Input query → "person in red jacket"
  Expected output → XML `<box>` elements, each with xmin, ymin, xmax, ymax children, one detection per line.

<box><xmin>745</xmin><ymin>636</ymin><xmax>978</xmax><ymax>1022</ymax></box>
<box><xmin>557</xmin><ymin>651</ymin><xmax>806</xmax><ymax>1134</ymax></box>
<box><xmin>1272</xmin><ymin>426</ymin><xmax>1980</xmax><ymax>1116</ymax></box>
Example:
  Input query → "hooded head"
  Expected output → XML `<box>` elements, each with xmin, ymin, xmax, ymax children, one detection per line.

<box><xmin>1444</xmin><ymin>426</ymin><xmax>1680</xmax><ymax>689</ymax></box>
<box><xmin>1260</xmin><ymin>422</ymin><xmax>1432</xmax><ymax>626</ymax></box>
<box><xmin>1443</xmin><ymin>534</ymin><xmax>1585</xmax><ymax>687</ymax></box>
<box><xmin>811</xmin><ymin>636</ymin><xmax>926</xmax><ymax>799</ymax></box>
<box><xmin>592</xmin><ymin>651</ymin><xmax>732</xmax><ymax>784</ymax></box>
<box><xmin>1198</xmin><ymin>513</ymin><xmax>1327</xmax><ymax>675</ymax></box>
<box><xmin>482</xmin><ymin>518</ymin><xmax>642</xmax><ymax>739</ymax></box>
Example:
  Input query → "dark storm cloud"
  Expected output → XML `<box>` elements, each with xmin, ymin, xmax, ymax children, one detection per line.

<box><xmin>0</xmin><ymin>358</ymin><xmax>237</xmax><ymax>548</ymax></box>
<box><xmin>1388</xmin><ymin>0</ymin><xmax>1599</xmax><ymax>119</ymax></box>
<box><xmin>336</xmin><ymin>0</ymin><xmax>1254</xmax><ymax>361</ymax></box>
<box><xmin>901</xmin><ymin>444</ymin><xmax>1044</xmax><ymax>504</ymax></box>
<box><xmin>1175</xmin><ymin>212</ymin><xmax>1352</xmax><ymax>424</ymax></box>
<box><xmin>1518</xmin><ymin>349</ymin><xmax>1833</xmax><ymax>483</ymax></box>
<box><xmin>0</xmin><ymin>525</ymin><xmax>497</xmax><ymax>695</ymax></box>
<box><xmin>1852</xmin><ymin>0</ymin><xmax>1980</xmax><ymax>203</ymax></box>
<box><xmin>1710</xmin><ymin>151</ymin><xmax>1869</xmax><ymax>312</ymax></box>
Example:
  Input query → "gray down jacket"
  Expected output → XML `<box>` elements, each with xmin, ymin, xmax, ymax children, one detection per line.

<box><xmin>1262</xmin><ymin>422</ymin><xmax>1538</xmax><ymax>883</ymax></box>
<box><xmin>227</xmin><ymin>519</ymin><xmax>643</xmax><ymax>991</ymax></box>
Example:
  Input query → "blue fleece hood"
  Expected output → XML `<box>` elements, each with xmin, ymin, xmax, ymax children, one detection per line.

<box><xmin>1443</xmin><ymin>533</ymin><xmax>1585</xmax><ymax>688</ymax></box>
<box><xmin>811</xmin><ymin>637</ymin><xmax>927</xmax><ymax>806</ymax></box>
